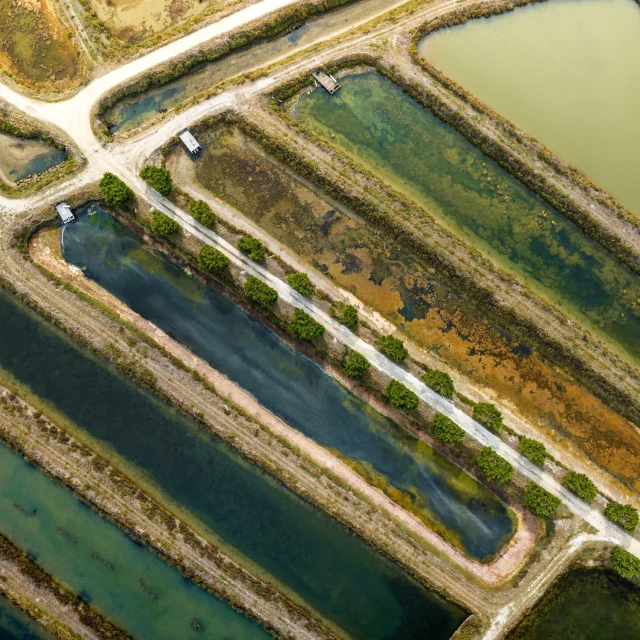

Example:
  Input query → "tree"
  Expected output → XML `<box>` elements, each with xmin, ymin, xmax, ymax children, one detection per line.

<box><xmin>140</xmin><ymin>165</ymin><xmax>173</xmax><ymax>196</ymax></box>
<box><xmin>237</xmin><ymin>236</ymin><xmax>265</xmax><ymax>262</ymax></box>
<box><xmin>376</xmin><ymin>335</ymin><xmax>408</xmax><ymax>362</ymax></box>
<box><xmin>151</xmin><ymin>210</ymin><xmax>180</xmax><ymax>237</ymax></box>
<box><xmin>338</xmin><ymin>304</ymin><xmax>358</xmax><ymax>331</ymax></box>
<box><xmin>287</xmin><ymin>272</ymin><xmax>314</xmax><ymax>297</ymax></box>
<box><xmin>524</xmin><ymin>483</ymin><xmax>561</xmax><ymax>516</ymax></box>
<box><xmin>189</xmin><ymin>200</ymin><xmax>216</xmax><ymax>228</ymax></box>
<box><xmin>519</xmin><ymin>437</ymin><xmax>547</xmax><ymax>467</ymax></box>
<box><xmin>99</xmin><ymin>172</ymin><xmax>134</xmax><ymax>207</ymax></box>
<box><xmin>432</xmin><ymin>413</ymin><xmax>464</xmax><ymax>446</ymax></box>
<box><xmin>422</xmin><ymin>369</ymin><xmax>454</xmax><ymax>399</ymax></box>
<box><xmin>386</xmin><ymin>380</ymin><xmax>419</xmax><ymax>412</ymax></box>
<box><xmin>562</xmin><ymin>471</ymin><xmax>597</xmax><ymax>502</ymax></box>
<box><xmin>611</xmin><ymin>547</ymin><xmax>640</xmax><ymax>579</ymax></box>
<box><xmin>198</xmin><ymin>245</ymin><xmax>229</xmax><ymax>275</ymax></box>
<box><xmin>289</xmin><ymin>309</ymin><xmax>324</xmax><ymax>341</ymax></box>
<box><xmin>243</xmin><ymin>276</ymin><xmax>278</xmax><ymax>309</ymax></box>
<box><xmin>476</xmin><ymin>447</ymin><xmax>513</xmax><ymax>484</ymax></box>
<box><xmin>343</xmin><ymin>351</ymin><xmax>370</xmax><ymax>379</ymax></box>
<box><xmin>473</xmin><ymin>402</ymin><xmax>503</xmax><ymax>433</ymax></box>
<box><xmin>605</xmin><ymin>503</ymin><xmax>639</xmax><ymax>533</ymax></box>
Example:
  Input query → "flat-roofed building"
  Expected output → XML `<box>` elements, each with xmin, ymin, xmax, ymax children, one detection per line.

<box><xmin>179</xmin><ymin>130</ymin><xmax>202</xmax><ymax>155</ymax></box>
<box><xmin>55</xmin><ymin>202</ymin><xmax>75</xmax><ymax>224</ymax></box>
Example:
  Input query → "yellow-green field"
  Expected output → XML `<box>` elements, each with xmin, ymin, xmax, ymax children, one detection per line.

<box><xmin>0</xmin><ymin>0</ymin><xmax>79</xmax><ymax>88</ymax></box>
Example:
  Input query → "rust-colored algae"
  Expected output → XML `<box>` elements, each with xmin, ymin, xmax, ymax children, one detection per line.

<box><xmin>182</xmin><ymin>126</ymin><xmax>640</xmax><ymax>495</ymax></box>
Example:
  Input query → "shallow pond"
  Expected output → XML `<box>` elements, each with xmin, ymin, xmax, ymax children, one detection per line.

<box><xmin>420</xmin><ymin>0</ymin><xmax>640</xmax><ymax>216</ymax></box>
<box><xmin>0</xmin><ymin>444</ymin><xmax>269</xmax><ymax>640</ymax></box>
<box><xmin>289</xmin><ymin>71</ymin><xmax>640</xmax><ymax>363</ymax></box>
<box><xmin>104</xmin><ymin>0</ymin><xmax>406</xmax><ymax>133</ymax></box>
<box><xmin>61</xmin><ymin>206</ymin><xmax>515</xmax><ymax>563</ymax></box>
<box><xmin>0</xmin><ymin>285</ymin><xmax>465</xmax><ymax>640</ymax></box>
<box><xmin>173</xmin><ymin>124</ymin><xmax>640</xmax><ymax>495</ymax></box>
<box><xmin>0</xmin><ymin>132</ymin><xmax>66</xmax><ymax>185</ymax></box>
<box><xmin>510</xmin><ymin>567</ymin><xmax>640</xmax><ymax>639</ymax></box>
<box><xmin>0</xmin><ymin>596</ymin><xmax>55</xmax><ymax>640</ymax></box>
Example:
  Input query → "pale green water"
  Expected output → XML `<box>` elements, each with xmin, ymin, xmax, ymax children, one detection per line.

<box><xmin>420</xmin><ymin>0</ymin><xmax>640</xmax><ymax>215</ymax></box>
<box><xmin>290</xmin><ymin>71</ymin><xmax>640</xmax><ymax>362</ymax></box>
<box><xmin>0</xmin><ymin>444</ymin><xmax>270</xmax><ymax>640</ymax></box>
<box><xmin>0</xmin><ymin>596</ymin><xmax>55</xmax><ymax>640</ymax></box>
<box><xmin>0</xmin><ymin>132</ymin><xmax>66</xmax><ymax>184</ymax></box>
<box><xmin>104</xmin><ymin>0</ymin><xmax>406</xmax><ymax>133</ymax></box>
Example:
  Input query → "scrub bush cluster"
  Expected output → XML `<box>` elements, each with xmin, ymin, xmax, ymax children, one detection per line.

<box><xmin>140</xmin><ymin>166</ymin><xmax>173</xmax><ymax>196</ymax></box>
<box><xmin>343</xmin><ymin>350</ymin><xmax>370</xmax><ymax>379</ymax></box>
<box><xmin>99</xmin><ymin>172</ymin><xmax>134</xmax><ymax>206</ymax></box>
<box><xmin>376</xmin><ymin>335</ymin><xmax>408</xmax><ymax>362</ymax></box>
<box><xmin>237</xmin><ymin>236</ymin><xmax>265</xmax><ymax>262</ymax></box>
<box><xmin>385</xmin><ymin>380</ymin><xmax>419</xmax><ymax>412</ymax></box>
<box><xmin>287</xmin><ymin>272</ymin><xmax>314</xmax><ymax>297</ymax></box>
<box><xmin>244</xmin><ymin>276</ymin><xmax>278</xmax><ymax>308</ymax></box>
<box><xmin>422</xmin><ymin>369</ymin><xmax>454</xmax><ymax>399</ymax></box>
<box><xmin>189</xmin><ymin>200</ymin><xmax>216</xmax><ymax>228</ymax></box>
<box><xmin>519</xmin><ymin>437</ymin><xmax>547</xmax><ymax>467</ymax></box>
<box><xmin>611</xmin><ymin>547</ymin><xmax>640</xmax><ymax>579</ymax></box>
<box><xmin>562</xmin><ymin>471</ymin><xmax>597</xmax><ymax>502</ymax></box>
<box><xmin>605</xmin><ymin>503</ymin><xmax>639</xmax><ymax>533</ymax></box>
<box><xmin>524</xmin><ymin>483</ymin><xmax>561</xmax><ymax>516</ymax></box>
<box><xmin>473</xmin><ymin>402</ymin><xmax>503</xmax><ymax>433</ymax></box>
<box><xmin>151</xmin><ymin>210</ymin><xmax>179</xmax><ymax>237</ymax></box>
<box><xmin>198</xmin><ymin>245</ymin><xmax>229</xmax><ymax>275</ymax></box>
<box><xmin>432</xmin><ymin>413</ymin><xmax>464</xmax><ymax>446</ymax></box>
<box><xmin>289</xmin><ymin>309</ymin><xmax>324</xmax><ymax>341</ymax></box>
<box><xmin>476</xmin><ymin>447</ymin><xmax>513</xmax><ymax>484</ymax></box>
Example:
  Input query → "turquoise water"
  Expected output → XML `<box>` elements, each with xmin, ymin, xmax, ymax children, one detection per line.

<box><xmin>0</xmin><ymin>282</ymin><xmax>465</xmax><ymax>639</ymax></box>
<box><xmin>289</xmin><ymin>71</ymin><xmax>640</xmax><ymax>362</ymax></box>
<box><xmin>62</xmin><ymin>206</ymin><xmax>514</xmax><ymax>562</ymax></box>
<box><xmin>0</xmin><ymin>445</ymin><xmax>269</xmax><ymax>640</ymax></box>
<box><xmin>104</xmin><ymin>0</ymin><xmax>402</xmax><ymax>133</ymax></box>
<box><xmin>0</xmin><ymin>596</ymin><xmax>55</xmax><ymax>640</ymax></box>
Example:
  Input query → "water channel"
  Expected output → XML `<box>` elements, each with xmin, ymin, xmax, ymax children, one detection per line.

<box><xmin>0</xmin><ymin>132</ymin><xmax>66</xmax><ymax>185</ymax></box>
<box><xmin>0</xmin><ymin>445</ymin><xmax>270</xmax><ymax>640</ymax></box>
<box><xmin>0</xmin><ymin>284</ymin><xmax>465</xmax><ymax>640</ymax></box>
<box><xmin>0</xmin><ymin>596</ymin><xmax>55</xmax><ymax>640</ymax></box>
<box><xmin>103</xmin><ymin>0</ymin><xmax>407</xmax><ymax>134</ymax></box>
<box><xmin>289</xmin><ymin>71</ymin><xmax>640</xmax><ymax>363</ymax></box>
<box><xmin>419</xmin><ymin>0</ymin><xmax>640</xmax><ymax>216</ymax></box>
<box><xmin>62</xmin><ymin>205</ymin><xmax>515</xmax><ymax>562</ymax></box>
<box><xmin>509</xmin><ymin>567</ymin><xmax>640</xmax><ymax>639</ymax></box>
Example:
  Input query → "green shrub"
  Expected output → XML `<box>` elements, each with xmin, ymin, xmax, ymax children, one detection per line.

<box><xmin>289</xmin><ymin>309</ymin><xmax>324</xmax><ymax>341</ymax></box>
<box><xmin>473</xmin><ymin>402</ymin><xmax>503</xmax><ymax>432</ymax></box>
<box><xmin>243</xmin><ymin>276</ymin><xmax>278</xmax><ymax>308</ymax></box>
<box><xmin>386</xmin><ymin>380</ymin><xmax>419</xmax><ymax>412</ymax></box>
<box><xmin>476</xmin><ymin>447</ymin><xmax>513</xmax><ymax>484</ymax></box>
<box><xmin>562</xmin><ymin>471</ymin><xmax>597</xmax><ymax>502</ymax></box>
<box><xmin>519</xmin><ymin>437</ymin><xmax>547</xmax><ymax>467</ymax></box>
<box><xmin>338</xmin><ymin>304</ymin><xmax>358</xmax><ymax>331</ymax></box>
<box><xmin>151</xmin><ymin>210</ymin><xmax>180</xmax><ymax>237</ymax></box>
<box><xmin>422</xmin><ymin>370</ymin><xmax>454</xmax><ymax>399</ymax></box>
<box><xmin>605</xmin><ymin>503</ymin><xmax>639</xmax><ymax>533</ymax></box>
<box><xmin>432</xmin><ymin>413</ymin><xmax>464</xmax><ymax>445</ymax></box>
<box><xmin>376</xmin><ymin>335</ymin><xmax>408</xmax><ymax>362</ymax></box>
<box><xmin>99</xmin><ymin>172</ymin><xmax>134</xmax><ymax>206</ymax></box>
<box><xmin>198</xmin><ymin>245</ymin><xmax>229</xmax><ymax>275</ymax></box>
<box><xmin>611</xmin><ymin>547</ymin><xmax>640</xmax><ymax>579</ymax></box>
<box><xmin>524</xmin><ymin>483</ymin><xmax>561</xmax><ymax>516</ymax></box>
<box><xmin>189</xmin><ymin>200</ymin><xmax>216</xmax><ymax>228</ymax></box>
<box><xmin>287</xmin><ymin>272</ymin><xmax>314</xmax><ymax>297</ymax></box>
<box><xmin>343</xmin><ymin>351</ymin><xmax>370</xmax><ymax>379</ymax></box>
<box><xmin>140</xmin><ymin>166</ymin><xmax>173</xmax><ymax>196</ymax></box>
<box><xmin>237</xmin><ymin>236</ymin><xmax>265</xmax><ymax>262</ymax></box>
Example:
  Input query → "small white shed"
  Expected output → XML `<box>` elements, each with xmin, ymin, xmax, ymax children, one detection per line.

<box><xmin>179</xmin><ymin>130</ymin><xmax>202</xmax><ymax>155</ymax></box>
<box><xmin>55</xmin><ymin>202</ymin><xmax>75</xmax><ymax>224</ymax></box>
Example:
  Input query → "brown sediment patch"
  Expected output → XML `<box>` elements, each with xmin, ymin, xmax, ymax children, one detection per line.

<box><xmin>0</xmin><ymin>0</ymin><xmax>80</xmax><ymax>89</ymax></box>
<box><xmin>169</xmin><ymin>124</ymin><xmax>640</xmax><ymax>502</ymax></box>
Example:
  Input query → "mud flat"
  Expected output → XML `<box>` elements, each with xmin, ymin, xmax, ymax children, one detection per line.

<box><xmin>509</xmin><ymin>567</ymin><xmax>640</xmax><ymax>639</ymax></box>
<box><xmin>0</xmin><ymin>131</ymin><xmax>66</xmax><ymax>186</ymax></box>
<box><xmin>420</xmin><ymin>0</ymin><xmax>640</xmax><ymax>217</ymax></box>
<box><xmin>166</xmin><ymin>122</ymin><xmax>640</xmax><ymax>500</ymax></box>
<box><xmin>288</xmin><ymin>70</ymin><xmax>640</xmax><ymax>365</ymax></box>
<box><xmin>0</xmin><ymin>282</ymin><xmax>466</xmax><ymax>640</ymax></box>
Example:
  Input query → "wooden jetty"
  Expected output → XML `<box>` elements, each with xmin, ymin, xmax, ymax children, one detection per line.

<box><xmin>311</xmin><ymin>71</ymin><xmax>340</xmax><ymax>95</ymax></box>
